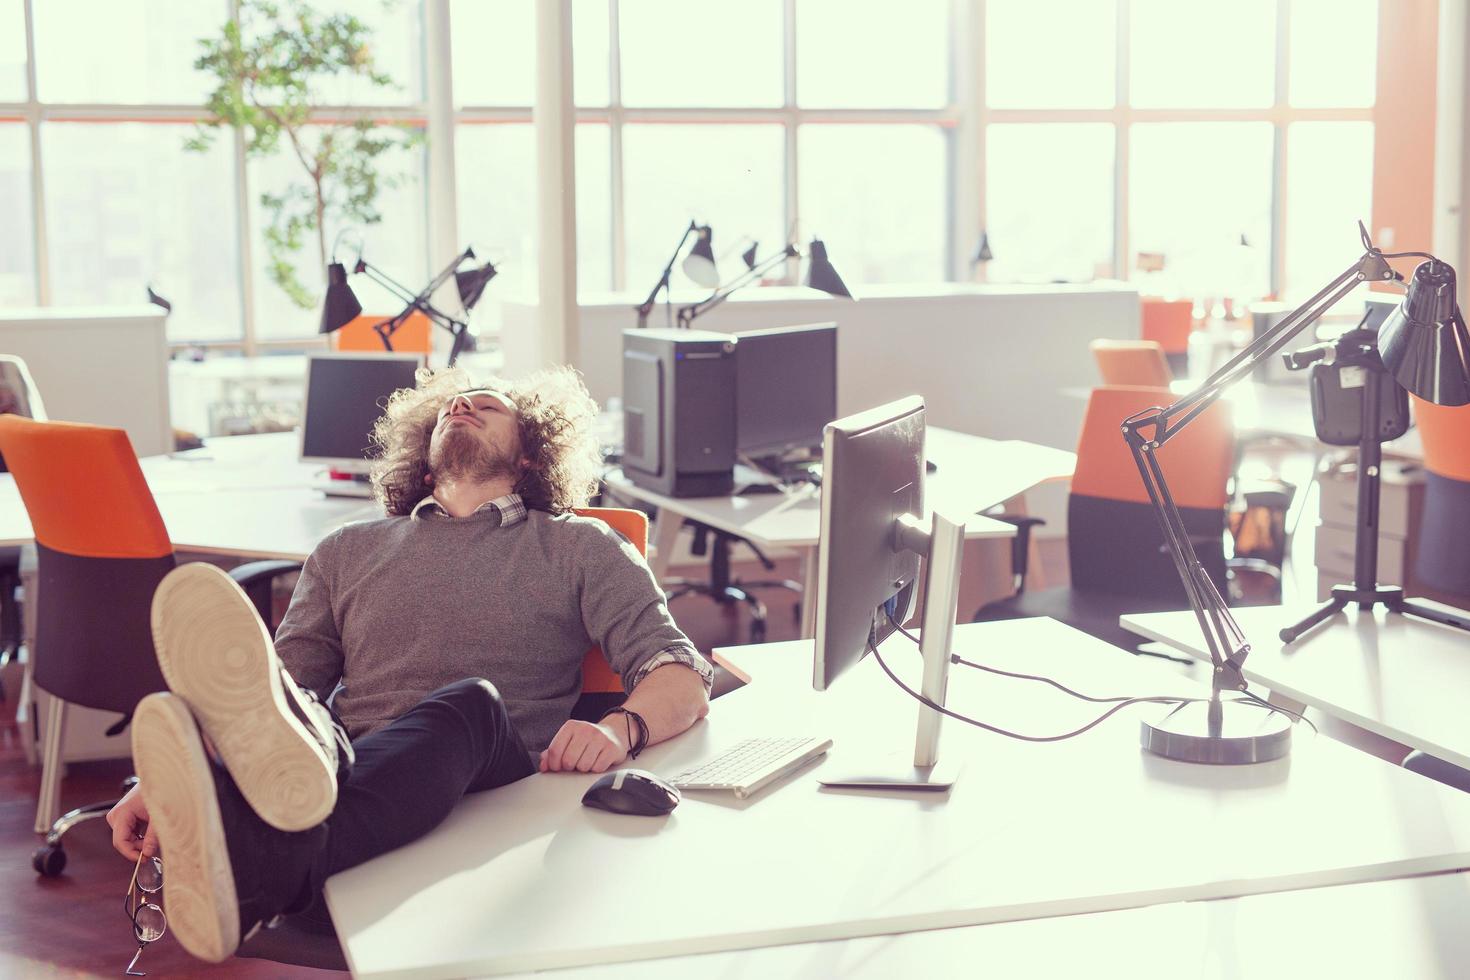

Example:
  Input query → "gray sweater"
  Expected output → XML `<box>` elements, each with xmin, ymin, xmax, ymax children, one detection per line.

<box><xmin>273</xmin><ymin>505</ymin><xmax>698</xmax><ymax>752</ymax></box>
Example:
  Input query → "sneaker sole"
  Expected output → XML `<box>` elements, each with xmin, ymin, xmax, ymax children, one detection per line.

<box><xmin>132</xmin><ymin>693</ymin><xmax>239</xmax><ymax>963</ymax></box>
<box><xmin>151</xmin><ymin>563</ymin><xmax>336</xmax><ymax>832</ymax></box>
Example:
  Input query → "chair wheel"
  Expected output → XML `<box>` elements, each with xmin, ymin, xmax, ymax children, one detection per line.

<box><xmin>32</xmin><ymin>844</ymin><xmax>66</xmax><ymax>877</ymax></box>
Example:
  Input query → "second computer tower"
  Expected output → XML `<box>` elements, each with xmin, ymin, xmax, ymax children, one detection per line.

<box><xmin>621</xmin><ymin>328</ymin><xmax>738</xmax><ymax>497</ymax></box>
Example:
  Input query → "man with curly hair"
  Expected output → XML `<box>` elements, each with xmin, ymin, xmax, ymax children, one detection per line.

<box><xmin>106</xmin><ymin>366</ymin><xmax>711</xmax><ymax>963</ymax></box>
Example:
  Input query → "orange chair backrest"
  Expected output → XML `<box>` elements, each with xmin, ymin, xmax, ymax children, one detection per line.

<box><xmin>1413</xmin><ymin>397</ymin><xmax>1470</xmax><ymax>483</ymax></box>
<box><xmin>0</xmin><ymin>416</ymin><xmax>172</xmax><ymax>560</ymax></box>
<box><xmin>331</xmin><ymin>312</ymin><xmax>433</xmax><ymax>355</ymax></box>
<box><xmin>1090</xmin><ymin>339</ymin><xmax>1173</xmax><ymax>387</ymax></box>
<box><xmin>1072</xmin><ymin>386</ymin><xmax>1233</xmax><ymax>509</ymax></box>
<box><xmin>1140</xmin><ymin>298</ymin><xmax>1194</xmax><ymax>355</ymax></box>
<box><xmin>572</xmin><ymin>507</ymin><xmax>651</xmax><ymax>695</ymax></box>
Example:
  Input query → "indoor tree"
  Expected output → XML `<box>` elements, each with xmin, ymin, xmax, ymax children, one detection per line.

<box><xmin>186</xmin><ymin>0</ymin><xmax>420</xmax><ymax>309</ymax></box>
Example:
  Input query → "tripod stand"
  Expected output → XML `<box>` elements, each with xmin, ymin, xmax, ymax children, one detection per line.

<box><xmin>1280</xmin><ymin>328</ymin><xmax>1470</xmax><ymax>641</ymax></box>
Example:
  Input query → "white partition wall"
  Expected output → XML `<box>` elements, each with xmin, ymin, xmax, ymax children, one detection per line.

<box><xmin>0</xmin><ymin>307</ymin><xmax>172</xmax><ymax>456</ymax></box>
<box><xmin>502</xmin><ymin>282</ymin><xmax>1139</xmax><ymax>452</ymax></box>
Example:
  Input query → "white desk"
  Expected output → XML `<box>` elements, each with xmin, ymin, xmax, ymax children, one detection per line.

<box><xmin>604</xmin><ymin>427</ymin><xmax>1074</xmax><ymax>636</ymax></box>
<box><xmin>0</xmin><ymin>431</ymin><xmax>380</xmax><ymax>560</ymax></box>
<box><xmin>1121</xmin><ymin>603</ymin><xmax>1470</xmax><ymax>771</ymax></box>
<box><xmin>494</xmin><ymin>871</ymin><xmax>1470</xmax><ymax>980</ymax></box>
<box><xmin>325</xmin><ymin>618</ymin><xmax>1470</xmax><ymax>979</ymax></box>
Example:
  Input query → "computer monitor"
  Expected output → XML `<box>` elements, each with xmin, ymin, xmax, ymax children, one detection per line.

<box><xmin>813</xmin><ymin>395</ymin><xmax>965</xmax><ymax>790</ymax></box>
<box><xmin>735</xmin><ymin>322</ymin><xmax>837</xmax><ymax>461</ymax></box>
<box><xmin>300</xmin><ymin>352</ymin><xmax>421</xmax><ymax>476</ymax></box>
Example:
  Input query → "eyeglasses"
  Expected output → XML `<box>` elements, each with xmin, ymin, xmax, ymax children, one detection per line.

<box><xmin>123</xmin><ymin>853</ymin><xmax>166</xmax><ymax>976</ymax></box>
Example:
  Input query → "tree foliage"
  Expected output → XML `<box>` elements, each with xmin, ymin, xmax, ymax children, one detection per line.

<box><xmin>186</xmin><ymin>0</ymin><xmax>420</xmax><ymax>309</ymax></box>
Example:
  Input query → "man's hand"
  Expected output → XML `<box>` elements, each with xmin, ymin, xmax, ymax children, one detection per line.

<box><xmin>539</xmin><ymin>719</ymin><xmax>629</xmax><ymax>773</ymax></box>
<box><xmin>106</xmin><ymin>783</ymin><xmax>158</xmax><ymax>862</ymax></box>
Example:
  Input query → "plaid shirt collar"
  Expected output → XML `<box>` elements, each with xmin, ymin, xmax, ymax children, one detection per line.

<box><xmin>410</xmin><ymin>492</ymin><xmax>528</xmax><ymax>527</ymax></box>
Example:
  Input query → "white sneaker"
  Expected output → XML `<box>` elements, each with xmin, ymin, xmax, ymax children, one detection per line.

<box><xmin>150</xmin><ymin>563</ymin><xmax>343</xmax><ymax>832</ymax></box>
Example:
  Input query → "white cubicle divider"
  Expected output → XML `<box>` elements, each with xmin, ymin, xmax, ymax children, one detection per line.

<box><xmin>0</xmin><ymin>306</ymin><xmax>172</xmax><ymax>456</ymax></box>
<box><xmin>501</xmin><ymin>283</ymin><xmax>1139</xmax><ymax>454</ymax></box>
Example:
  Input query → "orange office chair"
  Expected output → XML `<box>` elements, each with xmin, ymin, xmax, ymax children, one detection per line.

<box><xmin>1090</xmin><ymin>339</ymin><xmax>1173</xmax><ymax>387</ymax></box>
<box><xmin>330</xmin><ymin>312</ymin><xmax>433</xmax><ymax>355</ymax></box>
<box><xmin>1141</xmin><ymin>298</ymin><xmax>1194</xmax><ymax>376</ymax></box>
<box><xmin>974</xmin><ymin>386</ymin><xmax>1235</xmax><ymax>653</ymax></box>
<box><xmin>1402</xmin><ymin>398</ymin><xmax>1470</xmax><ymax>792</ymax></box>
<box><xmin>1410</xmin><ymin>398</ymin><xmax>1470</xmax><ymax>598</ymax></box>
<box><xmin>0</xmin><ymin>417</ymin><xmax>304</xmax><ymax>877</ymax></box>
<box><xmin>0</xmin><ymin>355</ymin><xmax>46</xmax><ymax>668</ymax></box>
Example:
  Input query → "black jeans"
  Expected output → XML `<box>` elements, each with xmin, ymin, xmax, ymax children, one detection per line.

<box><xmin>292</xmin><ymin>678</ymin><xmax>535</xmax><ymax>928</ymax></box>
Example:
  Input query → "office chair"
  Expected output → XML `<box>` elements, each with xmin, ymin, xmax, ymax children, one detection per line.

<box><xmin>1090</xmin><ymin>339</ymin><xmax>1173</xmax><ymax>387</ymax></box>
<box><xmin>0</xmin><ymin>355</ymin><xmax>47</xmax><ymax>675</ymax></box>
<box><xmin>1140</xmin><ymin>298</ymin><xmax>1194</xmax><ymax>377</ymax></box>
<box><xmin>973</xmin><ymin>386</ymin><xmax>1235</xmax><ymax>654</ymax></box>
<box><xmin>329</xmin><ymin>311</ymin><xmax>433</xmax><ymax>355</ymax></box>
<box><xmin>663</xmin><ymin>521</ymin><xmax>803</xmax><ymax>645</ymax></box>
<box><xmin>0</xmin><ymin>417</ymin><xmax>303</xmax><ymax>877</ymax></box>
<box><xmin>1400</xmin><ymin>398</ymin><xmax>1470</xmax><ymax>792</ymax></box>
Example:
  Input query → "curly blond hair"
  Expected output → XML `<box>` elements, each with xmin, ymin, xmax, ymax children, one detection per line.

<box><xmin>369</xmin><ymin>365</ymin><xmax>603</xmax><ymax>516</ymax></box>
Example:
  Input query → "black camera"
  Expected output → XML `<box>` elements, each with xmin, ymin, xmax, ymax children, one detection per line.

<box><xmin>1282</xmin><ymin>325</ymin><xmax>1409</xmax><ymax>447</ymax></box>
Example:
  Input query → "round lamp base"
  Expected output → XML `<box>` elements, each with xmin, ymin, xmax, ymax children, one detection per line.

<box><xmin>1141</xmin><ymin>699</ymin><xmax>1293</xmax><ymax>765</ymax></box>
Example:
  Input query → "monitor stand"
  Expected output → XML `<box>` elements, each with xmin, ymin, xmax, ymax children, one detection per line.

<box><xmin>818</xmin><ymin>510</ymin><xmax>965</xmax><ymax>792</ymax></box>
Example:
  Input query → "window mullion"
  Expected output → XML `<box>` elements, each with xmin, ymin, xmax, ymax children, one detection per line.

<box><xmin>609</xmin><ymin>0</ymin><xmax>626</xmax><ymax>292</ymax></box>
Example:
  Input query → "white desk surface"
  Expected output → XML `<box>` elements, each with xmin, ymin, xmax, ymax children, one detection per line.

<box><xmin>492</xmin><ymin>871</ymin><xmax>1470</xmax><ymax>980</ymax></box>
<box><xmin>604</xmin><ymin>427</ymin><xmax>1074</xmax><ymax>551</ymax></box>
<box><xmin>1122</xmin><ymin>603</ymin><xmax>1470</xmax><ymax>771</ymax></box>
<box><xmin>0</xmin><ymin>431</ymin><xmax>380</xmax><ymax>560</ymax></box>
<box><xmin>325</xmin><ymin>617</ymin><xmax>1470</xmax><ymax>980</ymax></box>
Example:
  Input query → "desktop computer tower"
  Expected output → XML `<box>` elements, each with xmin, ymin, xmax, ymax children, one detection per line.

<box><xmin>621</xmin><ymin>328</ymin><xmax>738</xmax><ymax>497</ymax></box>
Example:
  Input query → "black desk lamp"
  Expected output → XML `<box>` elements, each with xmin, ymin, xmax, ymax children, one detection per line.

<box><xmin>320</xmin><ymin>241</ymin><xmax>498</xmax><ymax>367</ymax></box>
<box><xmin>634</xmin><ymin>221</ymin><xmax>721</xmax><ymax>328</ymax></box>
<box><xmin>1119</xmin><ymin>221</ymin><xmax>1470</xmax><ymax>766</ymax></box>
<box><xmin>675</xmin><ymin>238</ymin><xmax>853</xmax><ymax>329</ymax></box>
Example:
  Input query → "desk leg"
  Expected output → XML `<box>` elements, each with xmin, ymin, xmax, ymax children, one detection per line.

<box><xmin>649</xmin><ymin>508</ymin><xmax>683</xmax><ymax>583</ymax></box>
<box><xmin>799</xmin><ymin>546</ymin><xmax>819</xmax><ymax>640</ymax></box>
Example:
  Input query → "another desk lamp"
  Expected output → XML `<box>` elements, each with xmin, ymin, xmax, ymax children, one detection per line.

<box><xmin>1119</xmin><ymin>222</ymin><xmax>1470</xmax><ymax>766</ymax></box>
<box><xmin>634</xmin><ymin>221</ymin><xmax>721</xmax><ymax>328</ymax></box>
<box><xmin>675</xmin><ymin>238</ymin><xmax>853</xmax><ymax>329</ymax></box>
<box><xmin>320</xmin><ymin>241</ymin><xmax>498</xmax><ymax>367</ymax></box>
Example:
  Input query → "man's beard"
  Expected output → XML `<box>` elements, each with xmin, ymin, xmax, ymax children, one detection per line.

<box><xmin>429</xmin><ymin>426</ymin><xmax>521</xmax><ymax>485</ymax></box>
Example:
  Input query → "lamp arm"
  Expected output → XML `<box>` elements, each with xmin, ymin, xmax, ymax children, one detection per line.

<box><xmin>676</xmin><ymin>246</ymin><xmax>797</xmax><ymax>328</ymax></box>
<box><xmin>355</xmin><ymin>262</ymin><xmax>422</xmax><ymax>306</ymax></box>
<box><xmin>635</xmin><ymin>220</ymin><xmax>698</xmax><ymax>327</ymax></box>
<box><xmin>1153</xmin><ymin>249</ymin><xmax>1396</xmax><ymax>444</ymax></box>
<box><xmin>1119</xmin><ymin>244</ymin><xmax>1396</xmax><ymax>690</ymax></box>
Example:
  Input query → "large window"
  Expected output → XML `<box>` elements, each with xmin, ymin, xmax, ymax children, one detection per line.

<box><xmin>0</xmin><ymin>0</ymin><xmax>1408</xmax><ymax>350</ymax></box>
<box><xmin>983</xmin><ymin>0</ymin><xmax>1379</xmax><ymax>304</ymax></box>
<box><xmin>453</xmin><ymin>0</ymin><xmax>956</xmax><ymax>302</ymax></box>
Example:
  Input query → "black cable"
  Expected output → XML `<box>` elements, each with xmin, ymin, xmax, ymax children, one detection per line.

<box><xmin>866</xmin><ymin>633</ymin><xmax>1200</xmax><ymax>743</ymax></box>
<box><xmin>877</xmin><ymin>610</ymin><xmax>1311</xmax><ymax>740</ymax></box>
<box><xmin>885</xmin><ymin>610</ymin><xmax>1184</xmax><ymax>705</ymax></box>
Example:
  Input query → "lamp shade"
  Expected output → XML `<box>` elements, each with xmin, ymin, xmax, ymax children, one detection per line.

<box><xmin>1377</xmin><ymin>260</ymin><xmax>1470</xmax><ymax>406</ymax></box>
<box><xmin>682</xmin><ymin>225</ymin><xmax>720</xmax><ymax>288</ymax></box>
<box><xmin>320</xmin><ymin>262</ymin><xmax>363</xmax><ymax>335</ymax></box>
<box><xmin>971</xmin><ymin>231</ymin><xmax>993</xmax><ymax>265</ymax></box>
<box><xmin>145</xmin><ymin>285</ymin><xmax>172</xmax><ymax>313</ymax></box>
<box><xmin>455</xmin><ymin>261</ymin><xmax>498</xmax><ymax>310</ymax></box>
<box><xmin>741</xmin><ymin>241</ymin><xmax>759</xmax><ymax>271</ymax></box>
<box><xmin>804</xmin><ymin>239</ymin><xmax>852</xmax><ymax>299</ymax></box>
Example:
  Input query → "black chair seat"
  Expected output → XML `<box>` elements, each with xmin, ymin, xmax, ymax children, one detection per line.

<box><xmin>976</xmin><ymin>585</ymin><xmax>1200</xmax><ymax>654</ymax></box>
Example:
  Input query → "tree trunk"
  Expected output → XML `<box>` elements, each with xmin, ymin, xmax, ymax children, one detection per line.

<box><xmin>315</xmin><ymin>178</ymin><xmax>328</xmax><ymax>283</ymax></box>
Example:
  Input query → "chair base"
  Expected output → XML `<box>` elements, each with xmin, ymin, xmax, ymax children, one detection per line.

<box><xmin>665</xmin><ymin>578</ymin><xmax>803</xmax><ymax>644</ymax></box>
<box><xmin>33</xmin><ymin>794</ymin><xmax>125</xmax><ymax>877</ymax></box>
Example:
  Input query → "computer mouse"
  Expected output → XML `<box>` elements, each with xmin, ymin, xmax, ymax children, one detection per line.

<box><xmin>581</xmin><ymin>768</ymin><xmax>681</xmax><ymax>816</ymax></box>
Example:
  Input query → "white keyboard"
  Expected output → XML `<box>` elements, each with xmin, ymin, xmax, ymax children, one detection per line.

<box><xmin>670</xmin><ymin>736</ymin><xmax>832</xmax><ymax>799</ymax></box>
